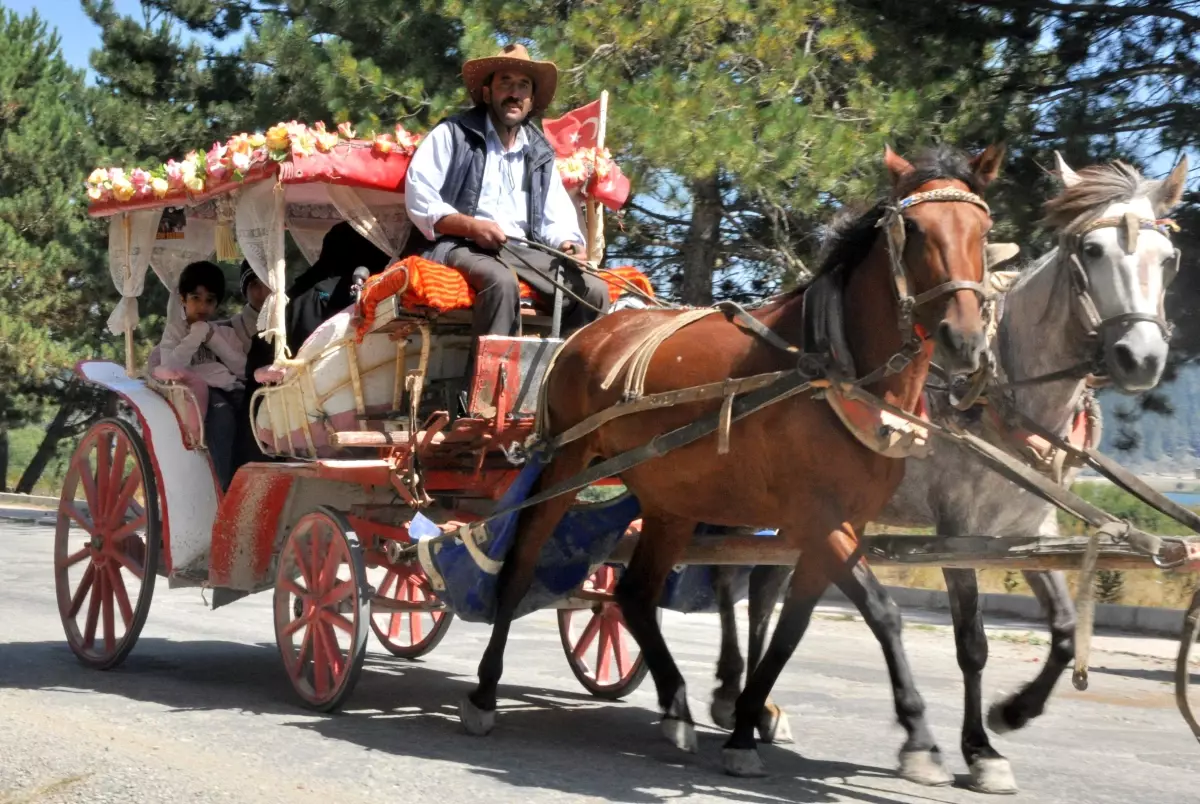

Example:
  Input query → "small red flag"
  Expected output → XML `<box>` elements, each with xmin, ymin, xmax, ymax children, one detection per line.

<box><xmin>589</xmin><ymin>168</ymin><xmax>631</xmax><ymax>211</ymax></box>
<box><xmin>543</xmin><ymin>100</ymin><xmax>603</xmax><ymax>157</ymax></box>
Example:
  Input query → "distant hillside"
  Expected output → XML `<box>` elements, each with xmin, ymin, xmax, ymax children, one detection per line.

<box><xmin>1096</xmin><ymin>362</ymin><xmax>1200</xmax><ymax>475</ymax></box>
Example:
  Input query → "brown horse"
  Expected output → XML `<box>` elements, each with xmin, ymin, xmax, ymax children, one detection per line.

<box><xmin>459</xmin><ymin>143</ymin><xmax>1003</xmax><ymax>783</ymax></box>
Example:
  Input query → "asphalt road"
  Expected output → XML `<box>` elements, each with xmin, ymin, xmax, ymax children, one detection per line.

<box><xmin>1</xmin><ymin>517</ymin><xmax>1197</xmax><ymax>804</ymax></box>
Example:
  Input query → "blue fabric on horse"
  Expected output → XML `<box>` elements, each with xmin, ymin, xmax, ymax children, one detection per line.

<box><xmin>420</xmin><ymin>447</ymin><xmax>641</xmax><ymax>624</ymax></box>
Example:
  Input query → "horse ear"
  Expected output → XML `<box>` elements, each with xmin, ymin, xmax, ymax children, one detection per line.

<box><xmin>1151</xmin><ymin>155</ymin><xmax>1189</xmax><ymax>215</ymax></box>
<box><xmin>969</xmin><ymin>142</ymin><xmax>1005</xmax><ymax>186</ymax></box>
<box><xmin>1055</xmin><ymin>151</ymin><xmax>1081</xmax><ymax>188</ymax></box>
<box><xmin>884</xmin><ymin>145</ymin><xmax>915</xmax><ymax>184</ymax></box>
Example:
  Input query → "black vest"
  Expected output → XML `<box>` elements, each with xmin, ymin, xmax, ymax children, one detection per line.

<box><xmin>403</xmin><ymin>105</ymin><xmax>557</xmax><ymax>262</ymax></box>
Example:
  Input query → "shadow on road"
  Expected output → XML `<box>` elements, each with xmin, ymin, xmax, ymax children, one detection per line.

<box><xmin>1089</xmin><ymin>663</ymin><xmax>1199</xmax><ymax>685</ymax></box>
<box><xmin>0</xmin><ymin>638</ymin><xmax>935</xmax><ymax>804</ymax></box>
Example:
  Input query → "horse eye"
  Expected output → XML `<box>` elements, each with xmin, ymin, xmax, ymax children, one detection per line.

<box><xmin>1082</xmin><ymin>242</ymin><xmax>1104</xmax><ymax>260</ymax></box>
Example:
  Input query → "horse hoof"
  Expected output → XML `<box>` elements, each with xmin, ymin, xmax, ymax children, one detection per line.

<box><xmin>459</xmin><ymin>697</ymin><xmax>496</xmax><ymax>736</ymax></box>
<box><xmin>756</xmin><ymin>706</ymin><xmax>794</xmax><ymax>744</ymax></box>
<box><xmin>710</xmin><ymin>697</ymin><xmax>737</xmax><ymax>731</ymax></box>
<box><xmin>723</xmin><ymin>748</ymin><xmax>767</xmax><ymax>778</ymax></box>
<box><xmin>661</xmin><ymin>717</ymin><xmax>698</xmax><ymax>753</ymax></box>
<box><xmin>898</xmin><ymin>750</ymin><xmax>953</xmax><ymax>787</ymax></box>
<box><xmin>986</xmin><ymin>701</ymin><xmax>1016</xmax><ymax>735</ymax></box>
<box><xmin>969</xmin><ymin>758</ymin><xmax>1019</xmax><ymax>795</ymax></box>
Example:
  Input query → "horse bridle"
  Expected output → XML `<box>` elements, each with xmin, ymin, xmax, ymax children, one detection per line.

<box><xmin>962</xmin><ymin>211</ymin><xmax>1181</xmax><ymax>400</ymax></box>
<box><xmin>1064</xmin><ymin>211</ymin><xmax>1180</xmax><ymax>345</ymax></box>
<box><xmin>879</xmin><ymin>187</ymin><xmax>993</xmax><ymax>347</ymax></box>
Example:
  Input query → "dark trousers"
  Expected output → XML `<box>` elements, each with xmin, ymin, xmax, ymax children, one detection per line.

<box><xmin>442</xmin><ymin>241</ymin><xmax>610</xmax><ymax>338</ymax></box>
<box><xmin>206</xmin><ymin>386</ymin><xmax>243</xmax><ymax>492</ymax></box>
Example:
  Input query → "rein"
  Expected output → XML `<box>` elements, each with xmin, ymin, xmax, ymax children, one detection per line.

<box><xmin>410</xmin><ymin>185</ymin><xmax>996</xmax><ymax>539</ymax></box>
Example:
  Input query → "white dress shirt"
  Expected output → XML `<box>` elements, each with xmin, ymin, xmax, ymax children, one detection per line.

<box><xmin>406</xmin><ymin>114</ymin><xmax>585</xmax><ymax>248</ymax></box>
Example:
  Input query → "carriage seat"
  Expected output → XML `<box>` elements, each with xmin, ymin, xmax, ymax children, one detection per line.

<box><xmin>353</xmin><ymin>256</ymin><xmax>655</xmax><ymax>335</ymax></box>
<box><xmin>145</xmin><ymin>346</ymin><xmax>210</xmax><ymax>449</ymax></box>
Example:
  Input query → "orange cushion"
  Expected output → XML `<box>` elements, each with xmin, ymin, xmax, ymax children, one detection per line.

<box><xmin>356</xmin><ymin>256</ymin><xmax>655</xmax><ymax>341</ymax></box>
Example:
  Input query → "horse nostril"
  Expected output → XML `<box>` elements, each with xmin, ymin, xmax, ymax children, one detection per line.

<box><xmin>1114</xmin><ymin>343</ymin><xmax>1138</xmax><ymax>376</ymax></box>
<box><xmin>937</xmin><ymin>321</ymin><xmax>961</xmax><ymax>351</ymax></box>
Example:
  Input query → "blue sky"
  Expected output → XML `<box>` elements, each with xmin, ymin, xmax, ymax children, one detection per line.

<box><xmin>5</xmin><ymin>0</ymin><xmax>237</xmax><ymax>79</ymax></box>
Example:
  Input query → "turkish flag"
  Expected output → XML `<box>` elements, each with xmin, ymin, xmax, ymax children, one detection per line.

<box><xmin>543</xmin><ymin>100</ymin><xmax>602</xmax><ymax>157</ymax></box>
<box><xmin>589</xmin><ymin>168</ymin><xmax>631</xmax><ymax>211</ymax></box>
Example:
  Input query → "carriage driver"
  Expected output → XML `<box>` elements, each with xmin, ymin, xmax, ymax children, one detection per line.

<box><xmin>402</xmin><ymin>44</ymin><xmax>610</xmax><ymax>338</ymax></box>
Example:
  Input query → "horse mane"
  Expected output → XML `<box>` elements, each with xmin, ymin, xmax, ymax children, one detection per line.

<box><xmin>1040</xmin><ymin>160</ymin><xmax>1152</xmax><ymax>234</ymax></box>
<box><xmin>802</xmin><ymin>145</ymin><xmax>985</xmax><ymax>294</ymax></box>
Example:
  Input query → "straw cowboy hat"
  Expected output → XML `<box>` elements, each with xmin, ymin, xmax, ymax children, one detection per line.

<box><xmin>462</xmin><ymin>43</ymin><xmax>558</xmax><ymax>117</ymax></box>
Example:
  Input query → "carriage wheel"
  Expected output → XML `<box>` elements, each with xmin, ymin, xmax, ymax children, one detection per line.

<box><xmin>369</xmin><ymin>563</ymin><xmax>454</xmax><ymax>659</ymax></box>
<box><xmin>54</xmin><ymin>418</ymin><xmax>161</xmax><ymax>670</ymax></box>
<box><xmin>273</xmin><ymin>507</ymin><xmax>370</xmax><ymax>712</ymax></box>
<box><xmin>557</xmin><ymin>565</ymin><xmax>652</xmax><ymax>700</ymax></box>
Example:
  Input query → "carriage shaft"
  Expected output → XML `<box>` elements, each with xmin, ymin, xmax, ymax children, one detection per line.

<box><xmin>603</xmin><ymin>533</ymin><xmax>1190</xmax><ymax>571</ymax></box>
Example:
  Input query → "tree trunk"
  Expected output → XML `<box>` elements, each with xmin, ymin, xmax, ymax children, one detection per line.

<box><xmin>0</xmin><ymin>428</ymin><xmax>8</xmax><ymax>493</ymax></box>
<box><xmin>679</xmin><ymin>174</ymin><xmax>722</xmax><ymax>306</ymax></box>
<box><xmin>16</xmin><ymin>402</ymin><xmax>74</xmax><ymax>495</ymax></box>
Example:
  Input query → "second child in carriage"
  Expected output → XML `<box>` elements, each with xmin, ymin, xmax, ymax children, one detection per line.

<box><xmin>157</xmin><ymin>260</ymin><xmax>247</xmax><ymax>491</ymax></box>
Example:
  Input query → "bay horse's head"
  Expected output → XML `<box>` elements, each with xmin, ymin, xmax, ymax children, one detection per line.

<box><xmin>881</xmin><ymin>144</ymin><xmax>1004</xmax><ymax>375</ymax></box>
<box><xmin>1043</xmin><ymin>153</ymin><xmax>1186</xmax><ymax>392</ymax></box>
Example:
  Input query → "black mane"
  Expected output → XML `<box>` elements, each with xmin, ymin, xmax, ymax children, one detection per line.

<box><xmin>806</xmin><ymin>145</ymin><xmax>982</xmax><ymax>288</ymax></box>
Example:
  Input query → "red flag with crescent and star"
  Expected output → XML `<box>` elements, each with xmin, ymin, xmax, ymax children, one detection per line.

<box><xmin>543</xmin><ymin>100</ymin><xmax>632</xmax><ymax>211</ymax></box>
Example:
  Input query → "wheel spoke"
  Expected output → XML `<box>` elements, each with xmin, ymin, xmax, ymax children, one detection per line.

<box><xmin>323</xmin><ymin>578</ymin><xmax>355</xmax><ymax>607</ymax></box>
<box><xmin>614</xmin><ymin>619</ymin><xmax>632</xmax><ymax>678</ymax></box>
<box><xmin>376</xmin><ymin>570</ymin><xmax>397</xmax><ymax>599</ymax></box>
<box><xmin>106</xmin><ymin>467</ymin><xmax>142</xmax><ymax>534</ymax></box>
<box><xmin>572</xmin><ymin>611</ymin><xmax>603</xmax><ymax>661</ymax></box>
<box><xmin>387</xmin><ymin>612</ymin><xmax>404</xmax><ymax>641</ymax></box>
<box><xmin>325</xmin><ymin>610</ymin><xmax>355</xmax><ymax>635</ymax></box>
<box><xmin>59</xmin><ymin>545</ymin><xmax>90</xmax><ymax>570</ymax></box>
<box><xmin>282</xmin><ymin>612</ymin><xmax>308</xmax><ymax>639</ymax></box>
<box><xmin>108</xmin><ymin>563</ymin><xmax>134</xmax><ymax>628</ymax></box>
<box><xmin>83</xmin><ymin>567</ymin><xmax>103</xmax><ymax>649</ymax></box>
<box><xmin>311</xmin><ymin>623</ymin><xmax>329</xmax><ymax>699</ymax></box>
<box><xmin>317</xmin><ymin>532</ymin><xmax>342</xmax><ymax>593</ymax></box>
<box><xmin>320</xmin><ymin>620</ymin><xmax>344</xmax><ymax>680</ymax></box>
<box><xmin>101</xmin><ymin>567</ymin><xmax>116</xmax><ymax>654</ymax></box>
<box><xmin>410</xmin><ymin>611</ymin><xmax>424</xmax><ymax>643</ymax></box>
<box><xmin>68</xmin><ymin>562</ymin><xmax>96</xmax><ymax>618</ymax></box>
<box><xmin>74</xmin><ymin>454</ymin><xmax>100</xmax><ymax>528</ymax></box>
<box><xmin>596</xmin><ymin>615</ymin><xmax>615</xmax><ymax>684</ymax></box>
<box><xmin>279</xmin><ymin>576</ymin><xmax>307</xmax><ymax>599</ymax></box>
<box><xmin>309</xmin><ymin>525</ymin><xmax>324</xmax><ymax>591</ymax></box>
<box><xmin>61</xmin><ymin>500</ymin><xmax>97</xmax><ymax>538</ymax></box>
<box><xmin>295</xmin><ymin>621</ymin><xmax>313</xmax><ymax>676</ymax></box>
<box><xmin>108</xmin><ymin>513</ymin><xmax>148</xmax><ymax>545</ymax></box>
<box><xmin>109</xmin><ymin>436</ymin><xmax>130</xmax><ymax>508</ymax></box>
<box><xmin>110</xmin><ymin>542</ymin><xmax>145</xmax><ymax>580</ymax></box>
<box><xmin>95</xmin><ymin>432</ymin><xmax>113</xmax><ymax>525</ymax></box>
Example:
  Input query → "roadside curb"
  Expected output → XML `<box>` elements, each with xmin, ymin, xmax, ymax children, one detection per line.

<box><xmin>0</xmin><ymin>492</ymin><xmax>59</xmax><ymax>510</ymax></box>
<box><xmin>822</xmin><ymin>584</ymin><xmax>1187</xmax><ymax>638</ymax></box>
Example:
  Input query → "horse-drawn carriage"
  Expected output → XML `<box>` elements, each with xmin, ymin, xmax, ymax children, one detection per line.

<box><xmin>62</xmin><ymin>121</ymin><xmax>665</xmax><ymax>706</ymax></box>
<box><xmin>58</xmin><ymin>120</ymin><xmax>1200</xmax><ymax>791</ymax></box>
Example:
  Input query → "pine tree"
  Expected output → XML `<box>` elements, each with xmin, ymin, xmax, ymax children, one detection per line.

<box><xmin>0</xmin><ymin>8</ymin><xmax>109</xmax><ymax>490</ymax></box>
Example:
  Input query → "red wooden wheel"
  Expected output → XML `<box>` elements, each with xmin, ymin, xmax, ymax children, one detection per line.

<box><xmin>273</xmin><ymin>507</ymin><xmax>370</xmax><ymax>712</ymax></box>
<box><xmin>369</xmin><ymin>563</ymin><xmax>453</xmax><ymax>659</ymax></box>
<box><xmin>54</xmin><ymin>418</ymin><xmax>160</xmax><ymax>670</ymax></box>
<box><xmin>557</xmin><ymin>565</ymin><xmax>651</xmax><ymax>700</ymax></box>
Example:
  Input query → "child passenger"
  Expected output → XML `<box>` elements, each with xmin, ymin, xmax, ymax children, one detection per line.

<box><xmin>157</xmin><ymin>260</ymin><xmax>246</xmax><ymax>491</ymax></box>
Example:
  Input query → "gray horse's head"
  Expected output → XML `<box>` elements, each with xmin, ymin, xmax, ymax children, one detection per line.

<box><xmin>1044</xmin><ymin>153</ymin><xmax>1187</xmax><ymax>393</ymax></box>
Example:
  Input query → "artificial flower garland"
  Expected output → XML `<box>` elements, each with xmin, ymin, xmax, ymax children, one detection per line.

<box><xmin>555</xmin><ymin>146</ymin><xmax>618</xmax><ymax>193</ymax></box>
<box><xmin>87</xmin><ymin>120</ymin><xmax>623</xmax><ymax>206</ymax></box>
<box><xmin>86</xmin><ymin>121</ymin><xmax>423</xmax><ymax>203</ymax></box>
